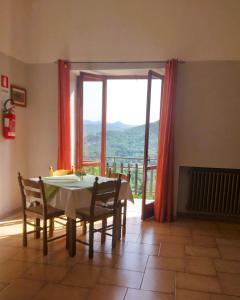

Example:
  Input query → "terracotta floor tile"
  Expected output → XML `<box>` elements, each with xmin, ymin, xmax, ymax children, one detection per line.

<box><xmin>192</xmin><ymin>235</ymin><xmax>217</xmax><ymax>247</ymax></box>
<box><xmin>32</xmin><ymin>283</ymin><xmax>88</xmax><ymax>300</ymax></box>
<box><xmin>141</xmin><ymin>269</ymin><xmax>175</xmax><ymax>293</ymax></box>
<box><xmin>142</xmin><ymin>225</ymin><xmax>171</xmax><ymax>235</ymax></box>
<box><xmin>158</xmin><ymin>235</ymin><xmax>192</xmax><ymax>245</ymax></box>
<box><xmin>219</xmin><ymin>246</ymin><xmax>240</xmax><ymax>261</ymax></box>
<box><xmin>77</xmin><ymin>251</ymin><xmax>117</xmax><ymax>268</ymax></box>
<box><xmin>93</xmin><ymin>240</ymin><xmax>127</xmax><ymax>255</ymax></box>
<box><xmin>126</xmin><ymin>242</ymin><xmax>160</xmax><ymax>255</ymax></box>
<box><xmin>170</xmin><ymin>226</ymin><xmax>191</xmax><ymax>237</ymax></box>
<box><xmin>146</xmin><ymin>256</ymin><xmax>185</xmax><ymax>272</ymax></box>
<box><xmin>12</xmin><ymin>248</ymin><xmax>42</xmax><ymax>263</ymax></box>
<box><xmin>216</xmin><ymin>238</ymin><xmax>240</xmax><ymax>248</ymax></box>
<box><xmin>185</xmin><ymin>246</ymin><xmax>220</xmax><ymax>258</ymax></box>
<box><xmin>176</xmin><ymin>289</ymin><xmax>211</xmax><ymax>300</ymax></box>
<box><xmin>0</xmin><ymin>278</ymin><xmax>44</xmax><ymax>300</ymax></box>
<box><xmin>0</xmin><ymin>235</ymin><xmax>22</xmax><ymax>248</ymax></box>
<box><xmin>218</xmin><ymin>273</ymin><xmax>240</xmax><ymax>296</ymax></box>
<box><xmin>220</xmin><ymin>230</ymin><xmax>240</xmax><ymax>240</ymax></box>
<box><xmin>192</xmin><ymin>229</ymin><xmax>221</xmax><ymax>238</ymax></box>
<box><xmin>125</xmin><ymin>288</ymin><xmax>174</xmax><ymax>300</ymax></box>
<box><xmin>0</xmin><ymin>246</ymin><xmax>19</xmax><ymax>263</ymax></box>
<box><xmin>34</xmin><ymin>249</ymin><xmax>79</xmax><ymax>267</ymax></box>
<box><xmin>114</xmin><ymin>252</ymin><xmax>148</xmax><ymax>272</ymax></box>
<box><xmin>62</xmin><ymin>264</ymin><xmax>101</xmax><ymax>288</ymax></box>
<box><xmin>0</xmin><ymin>282</ymin><xmax>8</xmax><ymax>292</ymax></box>
<box><xmin>160</xmin><ymin>243</ymin><xmax>185</xmax><ymax>258</ymax></box>
<box><xmin>176</xmin><ymin>272</ymin><xmax>221</xmax><ymax>293</ymax></box>
<box><xmin>214</xmin><ymin>259</ymin><xmax>240</xmax><ymax>274</ymax></box>
<box><xmin>126</xmin><ymin>224</ymin><xmax>142</xmax><ymax>234</ymax></box>
<box><xmin>88</xmin><ymin>284</ymin><xmax>127</xmax><ymax>300</ymax></box>
<box><xmin>0</xmin><ymin>260</ymin><xmax>30</xmax><ymax>281</ymax></box>
<box><xmin>210</xmin><ymin>294</ymin><xmax>240</xmax><ymax>300</ymax></box>
<box><xmin>185</xmin><ymin>257</ymin><xmax>216</xmax><ymax>275</ymax></box>
<box><xmin>122</xmin><ymin>233</ymin><xmax>140</xmax><ymax>242</ymax></box>
<box><xmin>140</xmin><ymin>233</ymin><xmax>164</xmax><ymax>245</ymax></box>
<box><xmin>191</xmin><ymin>222</ymin><xmax>219</xmax><ymax>230</ymax></box>
<box><xmin>98</xmin><ymin>267</ymin><xmax>143</xmax><ymax>288</ymax></box>
<box><xmin>23</xmin><ymin>263</ymin><xmax>68</xmax><ymax>283</ymax></box>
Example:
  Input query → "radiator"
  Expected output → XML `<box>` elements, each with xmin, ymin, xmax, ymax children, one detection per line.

<box><xmin>187</xmin><ymin>167</ymin><xmax>240</xmax><ymax>216</ymax></box>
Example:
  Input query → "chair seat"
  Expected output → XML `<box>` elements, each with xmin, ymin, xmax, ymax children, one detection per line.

<box><xmin>76</xmin><ymin>206</ymin><xmax>113</xmax><ymax>220</ymax></box>
<box><xmin>26</xmin><ymin>205</ymin><xmax>65</xmax><ymax>218</ymax></box>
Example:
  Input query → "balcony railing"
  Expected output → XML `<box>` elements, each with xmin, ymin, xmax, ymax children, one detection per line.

<box><xmin>85</xmin><ymin>156</ymin><xmax>157</xmax><ymax>199</ymax></box>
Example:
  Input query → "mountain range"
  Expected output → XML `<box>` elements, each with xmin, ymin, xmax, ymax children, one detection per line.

<box><xmin>84</xmin><ymin>120</ymin><xmax>158</xmax><ymax>160</ymax></box>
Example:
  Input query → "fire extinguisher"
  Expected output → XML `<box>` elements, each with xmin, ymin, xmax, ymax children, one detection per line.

<box><xmin>2</xmin><ymin>99</ymin><xmax>16</xmax><ymax>139</ymax></box>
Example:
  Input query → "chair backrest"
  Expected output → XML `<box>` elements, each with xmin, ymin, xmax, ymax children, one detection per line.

<box><xmin>90</xmin><ymin>177</ymin><xmax>121</xmax><ymax>218</ymax></box>
<box><xmin>18</xmin><ymin>173</ymin><xmax>47</xmax><ymax>216</ymax></box>
<box><xmin>108</xmin><ymin>169</ymin><xmax>131</xmax><ymax>182</ymax></box>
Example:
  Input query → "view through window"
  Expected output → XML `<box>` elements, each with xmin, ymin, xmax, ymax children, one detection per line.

<box><xmin>81</xmin><ymin>78</ymin><xmax>162</xmax><ymax>199</ymax></box>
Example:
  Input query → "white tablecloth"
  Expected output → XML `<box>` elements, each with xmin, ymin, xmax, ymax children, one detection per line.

<box><xmin>42</xmin><ymin>175</ymin><xmax>133</xmax><ymax>219</ymax></box>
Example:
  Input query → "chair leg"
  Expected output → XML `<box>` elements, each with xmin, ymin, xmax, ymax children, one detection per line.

<box><xmin>23</xmin><ymin>214</ymin><xmax>27</xmax><ymax>247</ymax></box>
<box><xmin>82</xmin><ymin>221</ymin><xmax>87</xmax><ymax>235</ymax></box>
<box><xmin>43</xmin><ymin>219</ymin><xmax>48</xmax><ymax>256</ymax></box>
<box><xmin>35</xmin><ymin>218</ymin><xmax>41</xmax><ymax>239</ymax></box>
<box><xmin>112</xmin><ymin>214</ymin><xmax>117</xmax><ymax>249</ymax></box>
<box><xmin>122</xmin><ymin>201</ymin><xmax>127</xmax><ymax>237</ymax></box>
<box><xmin>49</xmin><ymin>218</ymin><xmax>54</xmax><ymax>238</ymax></box>
<box><xmin>101</xmin><ymin>218</ymin><xmax>107</xmax><ymax>244</ymax></box>
<box><xmin>117</xmin><ymin>206</ymin><xmax>121</xmax><ymax>240</ymax></box>
<box><xmin>89</xmin><ymin>221</ymin><xmax>94</xmax><ymax>259</ymax></box>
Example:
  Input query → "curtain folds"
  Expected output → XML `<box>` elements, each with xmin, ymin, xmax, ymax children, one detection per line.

<box><xmin>154</xmin><ymin>59</ymin><xmax>178</xmax><ymax>222</ymax></box>
<box><xmin>57</xmin><ymin>59</ymin><xmax>71</xmax><ymax>169</ymax></box>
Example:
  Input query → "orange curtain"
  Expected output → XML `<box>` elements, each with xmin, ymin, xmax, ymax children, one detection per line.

<box><xmin>154</xmin><ymin>59</ymin><xmax>178</xmax><ymax>222</ymax></box>
<box><xmin>57</xmin><ymin>59</ymin><xmax>71</xmax><ymax>169</ymax></box>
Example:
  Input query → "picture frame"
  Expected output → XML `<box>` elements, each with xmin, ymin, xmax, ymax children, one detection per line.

<box><xmin>11</xmin><ymin>85</ymin><xmax>27</xmax><ymax>107</ymax></box>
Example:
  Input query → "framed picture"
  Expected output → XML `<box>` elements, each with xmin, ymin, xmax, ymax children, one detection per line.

<box><xmin>11</xmin><ymin>85</ymin><xmax>27</xmax><ymax>107</ymax></box>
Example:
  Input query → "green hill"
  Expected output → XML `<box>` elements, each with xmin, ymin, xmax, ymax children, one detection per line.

<box><xmin>84</xmin><ymin>121</ymin><xmax>159</xmax><ymax>160</ymax></box>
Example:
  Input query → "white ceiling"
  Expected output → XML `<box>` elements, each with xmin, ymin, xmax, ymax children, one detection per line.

<box><xmin>1</xmin><ymin>0</ymin><xmax>240</xmax><ymax>63</ymax></box>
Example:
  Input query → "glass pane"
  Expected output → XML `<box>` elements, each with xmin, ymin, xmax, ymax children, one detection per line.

<box><xmin>145</xmin><ymin>169</ymin><xmax>157</xmax><ymax>203</ymax></box>
<box><xmin>145</xmin><ymin>76</ymin><xmax>162</xmax><ymax>204</ymax></box>
<box><xmin>83</xmin><ymin>81</ymin><xmax>102</xmax><ymax>162</ymax></box>
<box><xmin>148</xmin><ymin>78</ymin><xmax>161</xmax><ymax>166</ymax></box>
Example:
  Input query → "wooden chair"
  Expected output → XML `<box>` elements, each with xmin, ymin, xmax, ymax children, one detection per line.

<box><xmin>103</xmin><ymin>169</ymin><xmax>130</xmax><ymax>237</ymax></box>
<box><xmin>18</xmin><ymin>173</ymin><xmax>67</xmax><ymax>255</ymax></box>
<box><xmin>75</xmin><ymin>176</ymin><xmax>121</xmax><ymax>258</ymax></box>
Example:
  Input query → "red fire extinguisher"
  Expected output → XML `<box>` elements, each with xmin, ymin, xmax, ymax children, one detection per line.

<box><xmin>2</xmin><ymin>99</ymin><xmax>16</xmax><ymax>139</ymax></box>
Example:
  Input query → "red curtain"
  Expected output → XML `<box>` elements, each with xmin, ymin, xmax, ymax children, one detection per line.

<box><xmin>57</xmin><ymin>59</ymin><xmax>71</xmax><ymax>169</ymax></box>
<box><xmin>154</xmin><ymin>59</ymin><xmax>178</xmax><ymax>222</ymax></box>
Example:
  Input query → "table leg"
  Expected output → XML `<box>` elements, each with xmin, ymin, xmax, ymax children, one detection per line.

<box><xmin>67</xmin><ymin>218</ymin><xmax>76</xmax><ymax>257</ymax></box>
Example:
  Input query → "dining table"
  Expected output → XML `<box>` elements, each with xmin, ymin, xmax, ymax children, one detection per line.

<box><xmin>41</xmin><ymin>174</ymin><xmax>134</xmax><ymax>257</ymax></box>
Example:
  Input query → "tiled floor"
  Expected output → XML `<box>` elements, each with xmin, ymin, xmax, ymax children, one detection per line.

<box><xmin>0</xmin><ymin>201</ymin><xmax>240</xmax><ymax>299</ymax></box>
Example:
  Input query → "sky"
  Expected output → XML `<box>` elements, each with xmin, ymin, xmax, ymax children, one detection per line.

<box><xmin>83</xmin><ymin>79</ymin><xmax>162</xmax><ymax>126</ymax></box>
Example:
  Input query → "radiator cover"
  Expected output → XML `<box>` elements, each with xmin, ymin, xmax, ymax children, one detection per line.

<box><xmin>187</xmin><ymin>167</ymin><xmax>240</xmax><ymax>217</ymax></box>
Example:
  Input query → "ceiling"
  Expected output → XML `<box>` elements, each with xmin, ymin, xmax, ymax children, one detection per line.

<box><xmin>1</xmin><ymin>0</ymin><xmax>240</xmax><ymax>63</ymax></box>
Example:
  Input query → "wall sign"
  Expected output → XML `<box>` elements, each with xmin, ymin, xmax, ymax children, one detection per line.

<box><xmin>1</xmin><ymin>75</ymin><xmax>9</xmax><ymax>88</ymax></box>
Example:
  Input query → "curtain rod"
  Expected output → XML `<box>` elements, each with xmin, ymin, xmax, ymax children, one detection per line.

<box><xmin>63</xmin><ymin>60</ymin><xmax>184</xmax><ymax>64</ymax></box>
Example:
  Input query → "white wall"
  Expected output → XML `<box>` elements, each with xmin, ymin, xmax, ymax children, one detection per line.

<box><xmin>0</xmin><ymin>0</ymin><xmax>30</xmax><ymax>62</ymax></box>
<box><xmin>174</xmin><ymin>62</ymin><xmax>240</xmax><ymax>214</ymax></box>
<box><xmin>26</xmin><ymin>63</ymin><xmax>58</xmax><ymax>177</ymax></box>
<box><xmin>0</xmin><ymin>52</ymin><xmax>28</xmax><ymax>217</ymax></box>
